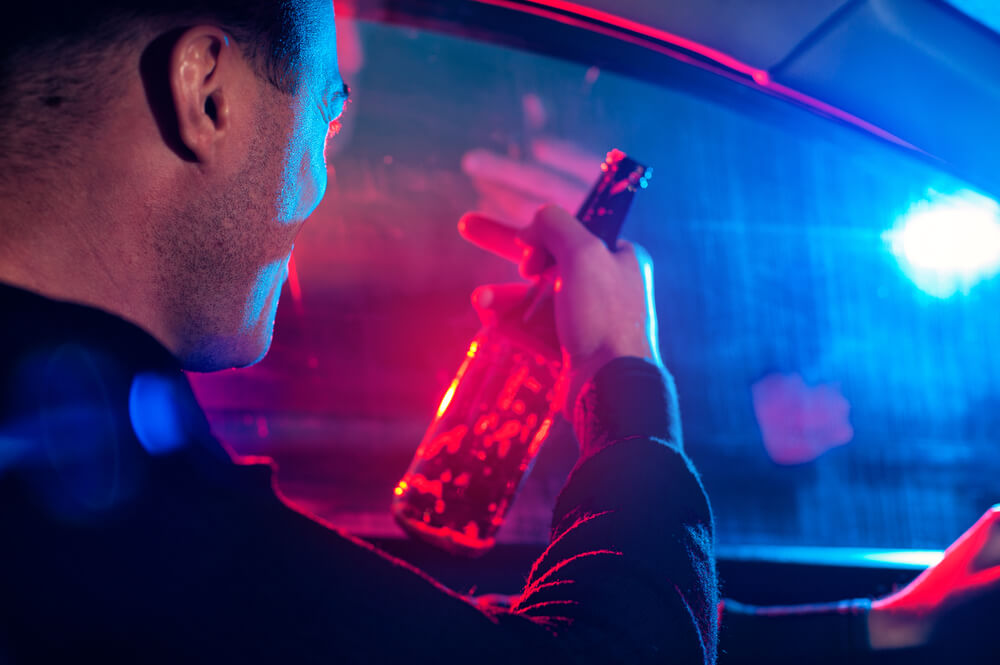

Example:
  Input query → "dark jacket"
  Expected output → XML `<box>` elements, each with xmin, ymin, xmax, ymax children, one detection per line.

<box><xmin>0</xmin><ymin>282</ymin><xmax>717</xmax><ymax>664</ymax></box>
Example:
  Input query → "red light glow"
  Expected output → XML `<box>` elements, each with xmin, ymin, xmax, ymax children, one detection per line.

<box><xmin>395</xmin><ymin>514</ymin><xmax>497</xmax><ymax>553</ymax></box>
<box><xmin>393</xmin><ymin>337</ymin><xmax>562</xmax><ymax>554</ymax></box>
<box><xmin>472</xmin><ymin>0</ymin><xmax>918</xmax><ymax>151</ymax></box>
<box><xmin>528</xmin><ymin>416</ymin><xmax>553</xmax><ymax>456</ymax></box>
<box><xmin>514</xmin><ymin>0</ymin><xmax>762</xmax><ymax>76</ymax></box>
<box><xmin>287</xmin><ymin>251</ymin><xmax>303</xmax><ymax>314</ymax></box>
<box><xmin>872</xmin><ymin>506</ymin><xmax>1000</xmax><ymax>615</ymax></box>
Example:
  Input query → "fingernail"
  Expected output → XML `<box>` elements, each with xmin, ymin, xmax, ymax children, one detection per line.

<box><xmin>457</xmin><ymin>213</ymin><xmax>473</xmax><ymax>234</ymax></box>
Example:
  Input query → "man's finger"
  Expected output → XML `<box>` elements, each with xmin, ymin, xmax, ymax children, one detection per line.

<box><xmin>520</xmin><ymin>245</ymin><xmax>554</xmax><ymax>279</ymax></box>
<box><xmin>471</xmin><ymin>283</ymin><xmax>532</xmax><ymax>324</ymax></box>
<box><xmin>517</xmin><ymin>204</ymin><xmax>601</xmax><ymax>267</ymax></box>
<box><xmin>458</xmin><ymin>213</ymin><xmax>524</xmax><ymax>263</ymax></box>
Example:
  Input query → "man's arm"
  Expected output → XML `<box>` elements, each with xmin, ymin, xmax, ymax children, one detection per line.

<box><xmin>502</xmin><ymin>357</ymin><xmax>716</xmax><ymax>663</ymax></box>
<box><xmin>214</xmin><ymin>351</ymin><xmax>713</xmax><ymax>664</ymax></box>
<box><xmin>716</xmin><ymin>506</ymin><xmax>1000</xmax><ymax>664</ymax></box>
<box><xmin>457</xmin><ymin>204</ymin><xmax>717</xmax><ymax>661</ymax></box>
<box><xmin>190</xmin><ymin>357</ymin><xmax>712</xmax><ymax>663</ymax></box>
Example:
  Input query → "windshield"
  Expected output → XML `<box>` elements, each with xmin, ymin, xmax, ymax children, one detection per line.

<box><xmin>189</xmin><ymin>14</ymin><xmax>997</xmax><ymax>553</ymax></box>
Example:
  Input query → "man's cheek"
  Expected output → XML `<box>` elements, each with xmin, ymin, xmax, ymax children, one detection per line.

<box><xmin>308</xmin><ymin>146</ymin><xmax>328</xmax><ymax>212</ymax></box>
<box><xmin>276</xmin><ymin>147</ymin><xmax>324</xmax><ymax>223</ymax></box>
<box><xmin>241</xmin><ymin>259</ymin><xmax>287</xmax><ymax>333</ymax></box>
<box><xmin>294</xmin><ymin>136</ymin><xmax>328</xmax><ymax>220</ymax></box>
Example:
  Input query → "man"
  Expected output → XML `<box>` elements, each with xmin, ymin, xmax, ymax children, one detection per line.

<box><xmin>0</xmin><ymin>1</ymin><xmax>717</xmax><ymax>662</ymax></box>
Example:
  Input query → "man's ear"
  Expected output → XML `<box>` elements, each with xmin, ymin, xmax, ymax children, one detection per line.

<box><xmin>169</xmin><ymin>27</ymin><xmax>235</xmax><ymax>164</ymax></box>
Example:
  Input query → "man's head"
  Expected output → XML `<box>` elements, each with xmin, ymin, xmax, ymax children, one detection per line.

<box><xmin>0</xmin><ymin>0</ymin><xmax>347</xmax><ymax>370</ymax></box>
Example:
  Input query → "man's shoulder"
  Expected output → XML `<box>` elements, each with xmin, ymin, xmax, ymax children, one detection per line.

<box><xmin>0</xmin><ymin>279</ymin><xmax>239</xmax><ymax>520</ymax></box>
<box><xmin>0</xmin><ymin>281</ymin><xmax>175</xmax><ymax>370</ymax></box>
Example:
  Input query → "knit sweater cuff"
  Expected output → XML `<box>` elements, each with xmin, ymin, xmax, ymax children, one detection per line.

<box><xmin>572</xmin><ymin>357</ymin><xmax>680</xmax><ymax>460</ymax></box>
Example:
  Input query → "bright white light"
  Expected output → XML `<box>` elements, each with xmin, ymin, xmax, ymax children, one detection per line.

<box><xmin>860</xmin><ymin>550</ymin><xmax>944</xmax><ymax>567</ymax></box>
<box><xmin>883</xmin><ymin>189</ymin><xmax>1000</xmax><ymax>298</ymax></box>
<box><xmin>715</xmin><ymin>545</ymin><xmax>943</xmax><ymax>569</ymax></box>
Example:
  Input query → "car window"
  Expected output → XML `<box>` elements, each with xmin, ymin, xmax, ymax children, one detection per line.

<box><xmin>189</xmin><ymin>15</ymin><xmax>997</xmax><ymax>552</ymax></box>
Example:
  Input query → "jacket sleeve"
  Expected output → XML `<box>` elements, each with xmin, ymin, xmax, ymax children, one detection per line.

<box><xmin>499</xmin><ymin>357</ymin><xmax>719</xmax><ymax>664</ymax></box>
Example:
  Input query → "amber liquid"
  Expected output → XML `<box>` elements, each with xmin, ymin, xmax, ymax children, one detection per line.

<box><xmin>392</xmin><ymin>327</ymin><xmax>560</xmax><ymax>555</ymax></box>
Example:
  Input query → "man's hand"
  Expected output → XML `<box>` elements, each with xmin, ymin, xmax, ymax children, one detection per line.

<box><xmin>458</xmin><ymin>204</ymin><xmax>663</xmax><ymax>427</ymax></box>
<box><xmin>868</xmin><ymin>505</ymin><xmax>1000</xmax><ymax>649</ymax></box>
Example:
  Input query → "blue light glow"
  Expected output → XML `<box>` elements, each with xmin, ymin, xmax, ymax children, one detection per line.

<box><xmin>883</xmin><ymin>189</ymin><xmax>1000</xmax><ymax>298</ymax></box>
<box><xmin>716</xmin><ymin>545</ymin><xmax>943</xmax><ymax>569</ymax></box>
<box><xmin>945</xmin><ymin>0</ymin><xmax>1000</xmax><ymax>35</ymax></box>
<box><xmin>129</xmin><ymin>372</ymin><xmax>186</xmax><ymax>455</ymax></box>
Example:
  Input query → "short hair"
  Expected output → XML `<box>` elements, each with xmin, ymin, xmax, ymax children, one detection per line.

<box><xmin>0</xmin><ymin>0</ymin><xmax>320</xmax><ymax>182</ymax></box>
<box><xmin>1</xmin><ymin>0</ymin><xmax>316</xmax><ymax>92</ymax></box>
